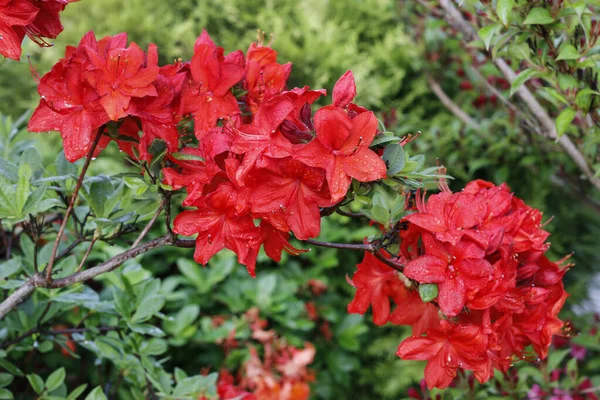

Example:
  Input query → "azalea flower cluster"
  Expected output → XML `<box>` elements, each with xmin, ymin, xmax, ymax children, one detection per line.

<box><xmin>29</xmin><ymin>30</ymin><xmax>387</xmax><ymax>276</ymax></box>
<box><xmin>0</xmin><ymin>0</ymin><xmax>75</xmax><ymax>60</ymax></box>
<box><xmin>207</xmin><ymin>309</ymin><xmax>315</xmax><ymax>400</ymax></box>
<box><xmin>348</xmin><ymin>180</ymin><xmax>569</xmax><ymax>389</ymax></box>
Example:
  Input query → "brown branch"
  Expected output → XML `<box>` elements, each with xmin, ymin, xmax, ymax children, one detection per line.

<box><xmin>427</xmin><ymin>76</ymin><xmax>481</xmax><ymax>130</ymax></box>
<box><xmin>304</xmin><ymin>238</ymin><xmax>376</xmax><ymax>252</ymax></box>
<box><xmin>131</xmin><ymin>204</ymin><xmax>163</xmax><ymax>249</ymax></box>
<box><xmin>0</xmin><ymin>326</ymin><xmax>120</xmax><ymax>349</ymax></box>
<box><xmin>76</xmin><ymin>237</ymin><xmax>97</xmax><ymax>273</ymax></box>
<box><xmin>336</xmin><ymin>209</ymin><xmax>366</xmax><ymax>219</ymax></box>
<box><xmin>438</xmin><ymin>0</ymin><xmax>600</xmax><ymax>191</ymax></box>
<box><xmin>45</xmin><ymin>131</ymin><xmax>103</xmax><ymax>281</ymax></box>
<box><xmin>0</xmin><ymin>234</ymin><xmax>174</xmax><ymax>320</ymax></box>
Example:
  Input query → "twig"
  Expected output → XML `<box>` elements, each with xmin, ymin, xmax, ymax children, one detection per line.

<box><xmin>427</xmin><ymin>76</ymin><xmax>481</xmax><ymax>130</ymax></box>
<box><xmin>373</xmin><ymin>250</ymin><xmax>404</xmax><ymax>272</ymax></box>
<box><xmin>131</xmin><ymin>204</ymin><xmax>163</xmax><ymax>249</ymax></box>
<box><xmin>0</xmin><ymin>235</ymin><xmax>174</xmax><ymax>320</ymax></box>
<box><xmin>0</xmin><ymin>326</ymin><xmax>120</xmax><ymax>348</ymax></box>
<box><xmin>438</xmin><ymin>0</ymin><xmax>600</xmax><ymax>191</ymax></box>
<box><xmin>76</xmin><ymin>237</ymin><xmax>97</xmax><ymax>273</ymax></box>
<box><xmin>45</xmin><ymin>131</ymin><xmax>103</xmax><ymax>281</ymax></box>
<box><xmin>304</xmin><ymin>238</ymin><xmax>376</xmax><ymax>252</ymax></box>
<box><xmin>336</xmin><ymin>209</ymin><xmax>366</xmax><ymax>219</ymax></box>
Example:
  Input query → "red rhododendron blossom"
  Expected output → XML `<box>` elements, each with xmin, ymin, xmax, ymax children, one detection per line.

<box><xmin>348</xmin><ymin>180</ymin><xmax>569</xmax><ymax>389</ymax></box>
<box><xmin>0</xmin><ymin>0</ymin><xmax>75</xmax><ymax>60</ymax></box>
<box><xmin>347</xmin><ymin>252</ymin><xmax>407</xmax><ymax>326</ymax></box>
<box><xmin>172</xmin><ymin>181</ymin><xmax>261</xmax><ymax>276</ymax></box>
<box><xmin>397</xmin><ymin>320</ymin><xmax>488</xmax><ymax>390</ymax></box>
<box><xmin>294</xmin><ymin>104</ymin><xmax>386</xmax><ymax>202</ymax></box>
<box><xmin>244</xmin><ymin>39</ymin><xmax>292</xmax><ymax>113</ymax></box>
<box><xmin>181</xmin><ymin>30</ymin><xmax>245</xmax><ymax>135</ymax></box>
<box><xmin>249</xmin><ymin>157</ymin><xmax>333</xmax><ymax>240</ymax></box>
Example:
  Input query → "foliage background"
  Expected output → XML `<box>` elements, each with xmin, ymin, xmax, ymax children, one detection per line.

<box><xmin>1</xmin><ymin>0</ymin><xmax>600</xmax><ymax>398</ymax></box>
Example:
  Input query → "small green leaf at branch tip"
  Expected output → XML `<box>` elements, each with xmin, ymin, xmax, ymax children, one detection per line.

<box><xmin>510</xmin><ymin>68</ymin><xmax>541</xmax><ymax>97</ymax></box>
<box><xmin>556</xmin><ymin>44</ymin><xmax>581</xmax><ymax>61</ymax></box>
<box><xmin>478</xmin><ymin>24</ymin><xmax>500</xmax><ymax>51</ymax></box>
<box><xmin>496</xmin><ymin>0</ymin><xmax>515</xmax><ymax>26</ymax></box>
<box><xmin>523</xmin><ymin>8</ymin><xmax>556</xmax><ymax>25</ymax></box>
<box><xmin>419</xmin><ymin>284</ymin><xmax>438</xmax><ymax>303</ymax></box>
<box><xmin>171</xmin><ymin>152</ymin><xmax>205</xmax><ymax>162</ymax></box>
<box><xmin>556</xmin><ymin>108</ymin><xmax>576</xmax><ymax>138</ymax></box>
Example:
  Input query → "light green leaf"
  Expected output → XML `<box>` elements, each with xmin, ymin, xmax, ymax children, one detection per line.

<box><xmin>478</xmin><ymin>24</ymin><xmax>500</xmax><ymax>50</ymax></box>
<box><xmin>131</xmin><ymin>295</ymin><xmax>165</xmax><ymax>323</ymax></box>
<box><xmin>66</xmin><ymin>384</ymin><xmax>88</xmax><ymax>400</ymax></box>
<box><xmin>84</xmin><ymin>386</ymin><xmax>107</xmax><ymax>400</ymax></box>
<box><xmin>171</xmin><ymin>152</ymin><xmax>205</xmax><ymax>162</ymax></box>
<box><xmin>26</xmin><ymin>374</ymin><xmax>44</xmax><ymax>394</ymax></box>
<box><xmin>524</xmin><ymin>7</ymin><xmax>556</xmax><ymax>25</ymax></box>
<box><xmin>510</xmin><ymin>68</ymin><xmax>541</xmax><ymax>96</ymax></box>
<box><xmin>556</xmin><ymin>108</ymin><xmax>576</xmax><ymax>137</ymax></box>
<box><xmin>45</xmin><ymin>367</ymin><xmax>66</xmax><ymax>392</ymax></box>
<box><xmin>0</xmin><ymin>389</ymin><xmax>12</xmax><ymax>400</ymax></box>
<box><xmin>556</xmin><ymin>44</ymin><xmax>580</xmax><ymax>60</ymax></box>
<box><xmin>496</xmin><ymin>0</ymin><xmax>514</xmax><ymax>26</ymax></box>
<box><xmin>419</xmin><ymin>284</ymin><xmax>439</xmax><ymax>303</ymax></box>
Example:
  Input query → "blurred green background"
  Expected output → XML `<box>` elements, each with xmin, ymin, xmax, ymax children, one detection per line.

<box><xmin>2</xmin><ymin>0</ymin><xmax>600</xmax><ymax>398</ymax></box>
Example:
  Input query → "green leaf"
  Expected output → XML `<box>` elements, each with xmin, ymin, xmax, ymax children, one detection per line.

<box><xmin>556</xmin><ymin>44</ymin><xmax>580</xmax><ymax>61</ymax></box>
<box><xmin>556</xmin><ymin>108</ymin><xmax>576</xmax><ymax>137</ymax></box>
<box><xmin>66</xmin><ymin>384</ymin><xmax>88</xmax><ymax>400</ymax></box>
<box><xmin>510</xmin><ymin>68</ymin><xmax>541</xmax><ymax>96</ymax></box>
<box><xmin>0</xmin><ymin>389</ymin><xmax>12</xmax><ymax>400</ymax></box>
<box><xmin>0</xmin><ymin>358</ymin><xmax>23</xmax><ymax>376</ymax></box>
<box><xmin>524</xmin><ymin>7</ymin><xmax>556</xmax><ymax>25</ymax></box>
<box><xmin>88</xmin><ymin>176</ymin><xmax>114</xmax><ymax>218</ymax></box>
<box><xmin>26</xmin><ymin>374</ymin><xmax>44</xmax><ymax>394</ymax></box>
<box><xmin>419</xmin><ymin>284</ymin><xmax>439</xmax><ymax>302</ymax></box>
<box><xmin>171</xmin><ymin>152</ymin><xmax>205</xmax><ymax>162</ymax></box>
<box><xmin>496</xmin><ymin>0</ymin><xmax>514</xmax><ymax>26</ymax></box>
<box><xmin>139</xmin><ymin>338</ymin><xmax>168</xmax><ymax>356</ymax></box>
<box><xmin>45</xmin><ymin>367</ymin><xmax>66</xmax><ymax>392</ymax></box>
<box><xmin>370</xmin><ymin>134</ymin><xmax>400</xmax><ymax>147</ymax></box>
<box><xmin>172</xmin><ymin>374</ymin><xmax>218</xmax><ymax>397</ymax></box>
<box><xmin>382</xmin><ymin>144</ymin><xmax>405</xmax><ymax>176</ymax></box>
<box><xmin>0</xmin><ymin>374</ymin><xmax>13</xmax><ymax>388</ymax></box>
<box><xmin>478</xmin><ymin>24</ymin><xmax>500</xmax><ymax>50</ymax></box>
<box><xmin>575</xmin><ymin>88</ymin><xmax>600</xmax><ymax>110</ymax></box>
<box><xmin>0</xmin><ymin>257</ymin><xmax>21</xmax><ymax>280</ymax></box>
<box><xmin>131</xmin><ymin>295</ymin><xmax>165</xmax><ymax>323</ymax></box>
<box><xmin>547</xmin><ymin>348</ymin><xmax>570</xmax><ymax>371</ymax></box>
<box><xmin>84</xmin><ymin>386</ymin><xmax>107</xmax><ymax>400</ymax></box>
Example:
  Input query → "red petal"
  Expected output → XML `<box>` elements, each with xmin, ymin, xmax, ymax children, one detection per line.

<box><xmin>438</xmin><ymin>278</ymin><xmax>466</xmax><ymax>317</ymax></box>
<box><xmin>332</xmin><ymin>70</ymin><xmax>356</xmax><ymax>108</ymax></box>
<box><xmin>404</xmin><ymin>255</ymin><xmax>447</xmax><ymax>284</ymax></box>
<box><xmin>341</xmin><ymin>146</ymin><xmax>386</xmax><ymax>183</ymax></box>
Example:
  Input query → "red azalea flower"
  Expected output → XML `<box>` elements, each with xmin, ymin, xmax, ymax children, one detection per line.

<box><xmin>172</xmin><ymin>182</ymin><xmax>261</xmax><ymax>276</ymax></box>
<box><xmin>248</xmin><ymin>157</ymin><xmax>333</xmax><ymax>240</ymax></box>
<box><xmin>0</xmin><ymin>0</ymin><xmax>38</xmax><ymax>60</ymax></box>
<box><xmin>181</xmin><ymin>30</ymin><xmax>245</xmax><ymax>135</ymax></box>
<box><xmin>404</xmin><ymin>233</ymin><xmax>493</xmax><ymax>317</ymax></box>
<box><xmin>229</xmin><ymin>94</ymin><xmax>296</xmax><ymax>183</ymax></box>
<box><xmin>294</xmin><ymin>105</ymin><xmax>386</xmax><ymax>202</ymax></box>
<box><xmin>347</xmin><ymin>252</ymin><xmax>406</xmax><ymax>326</ymax></box>
<box><xmin>28</xmin><ymin>36</ymin><xmax>110</xmax><ymax>161</ymax></box>
<box><xmin>84</xmin><ymin>32</ymin><xmax>159</xmax><ymax>121</ymax></box>
<box><xmin>397</xmin><ymin>320</ymin><xmax>488</xmax><ymax>390</ymax></box>
<box><xmin>244</xmin><ymin>40</ymin><xmax>292</xmax><ymax>112</ymax></box>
